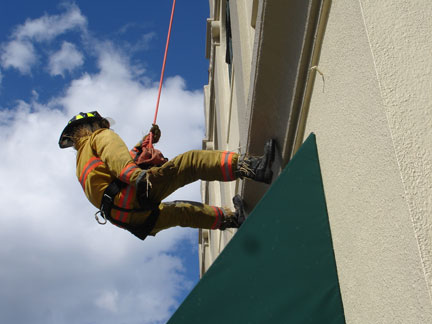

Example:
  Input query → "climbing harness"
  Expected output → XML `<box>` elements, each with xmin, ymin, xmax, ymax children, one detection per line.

<box><xmin>149</xmin><ymin>0</ymin><xmax>177</xmax><ymax>146</ymax></box>
<box><xmin>99</xmin><ymin>180</ymin><xmax>160</xmax><ymax>240</ymax></box>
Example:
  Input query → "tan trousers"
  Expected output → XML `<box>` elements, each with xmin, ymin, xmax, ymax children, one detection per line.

<box><xmin>128</xmin><ymin>150</ymin><xmax>239</xmax><ymax>234</ymax></box>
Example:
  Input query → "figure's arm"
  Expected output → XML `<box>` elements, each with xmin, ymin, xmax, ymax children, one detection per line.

<box><xmin>91</xmin><ymin>129</ymin><xmax>143</xmax><ymax>185</ymax></box>
<box><xmin>130</xmin><ymin>140</ymin><xmax>142</xmax><ymax>160</ymax></box>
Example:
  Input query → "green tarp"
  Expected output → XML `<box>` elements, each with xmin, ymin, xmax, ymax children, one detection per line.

<box><xmin>168</xmin><ymin>133</ymin><xmax>346</xmax><ymax>324</ymax></box>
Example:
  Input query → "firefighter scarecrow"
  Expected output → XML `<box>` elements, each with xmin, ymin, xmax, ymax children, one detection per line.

<box><xmin>59</xmin><ymin>111</ymin><xmax>275</xmax><ymax>240</ymax></box>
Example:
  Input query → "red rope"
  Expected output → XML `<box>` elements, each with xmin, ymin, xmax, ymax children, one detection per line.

<box><xmin>153</xmin><ymin>0</ymin><xmax>177</xmax><ymax>126</ymax></box>
<box><xmin>149</xmin><ymin>0</ymin><xmax>176</xmax><ymax>147</ymax></box>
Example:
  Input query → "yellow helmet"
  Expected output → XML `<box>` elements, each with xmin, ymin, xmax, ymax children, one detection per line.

<box><xmin>58</xmin><ymin>111</ymin><xmax>104</xmax><ymax>148</ymax></box>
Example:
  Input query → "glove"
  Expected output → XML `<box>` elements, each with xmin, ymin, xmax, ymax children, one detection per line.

<box><xmin>150</xmin><ymin>124</ymin><xmax>161</xmax><ymax>143</ymax></box>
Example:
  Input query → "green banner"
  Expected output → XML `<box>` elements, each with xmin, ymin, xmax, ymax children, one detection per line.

<box><xmin>168</xmin><ymin>133</ymin><xmax>346</xmax><ymax>324</ymax></box>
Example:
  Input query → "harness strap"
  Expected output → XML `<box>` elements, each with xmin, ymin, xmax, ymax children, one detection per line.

<box><xmin>100</xmin><ymin>180</ymin><xmax>160</xmax><ymax>241</ymax></box>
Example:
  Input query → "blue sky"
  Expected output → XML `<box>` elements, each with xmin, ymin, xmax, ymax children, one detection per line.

<box><xmin>0</xmin><ymin>1</ymin><xmax>209</xmax><ymax>105</ymax></box>
<box><xmin>0</xmin><ymin>1</ymin><xmax>209</xmax><ymax>323</ymax></box>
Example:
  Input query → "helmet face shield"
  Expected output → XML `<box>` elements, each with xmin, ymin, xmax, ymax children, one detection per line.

<box><xmin>58</xmin><ymin>111</ymin><xmax>104</xmax><ymax>148</ymax></box>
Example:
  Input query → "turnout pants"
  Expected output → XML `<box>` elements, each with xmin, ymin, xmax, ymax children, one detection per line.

<box><xmin>128</xmin><ymin>150</ymin><xmax>239</xmax><ymax>235</ymax></box>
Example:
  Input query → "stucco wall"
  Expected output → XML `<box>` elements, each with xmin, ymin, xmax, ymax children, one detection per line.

<box><xmin>304</xmin><ymin>0</ymin><xmax>432</xmax><ymax>322</ymax></box>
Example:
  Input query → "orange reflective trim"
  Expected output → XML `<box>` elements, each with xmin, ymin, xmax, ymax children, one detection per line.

<box><xmin>79</xmin><ymin>157</ymin><xmax>103</xmax><ymax>190</ymax></box>
<box><xmin>227</xmin><ymin>152</ymin><xmax>235</xmax><ymax>180</ymax></box>
<box><xmin>119</xmin><ymin>163</ymin><xmax>139</xmax><ymax>183</ymax></box>
<box><xmin>220</xmin><ymin>152</ymin><xmax>228</xmax><ymax>181</ymax></box>
<box><xmin>221</xmin><ymin>151</ymin><xmax>235</xmax><ymax>181</ymax></box>
<box><xmin>113</xmin><ymin>185</ymin><xmax>136</xmax><ymax>223</ymax></box>
<box><xmin>211</xmin><ymin>206</ymin><xmax>223</xmax><ymax>230</ymax></box>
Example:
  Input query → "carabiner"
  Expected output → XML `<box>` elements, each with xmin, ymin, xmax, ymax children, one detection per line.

<box><xmin>95</xmin><ymin>210</ymin><xmax>107</xmax><ymax>225</ymax></box>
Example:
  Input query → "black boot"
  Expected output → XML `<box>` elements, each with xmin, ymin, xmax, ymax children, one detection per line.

<box><xmin>219</xmin><ymin>216</ymin><xmax>241</xmax><ymax>230</ymax></box>
<box><xmin>219</xmin><ymin>195</ymin><xmax>246</xmax><ymax>230</ymax></box>
<box><xmin>236</xmin><ymin>139</ymin><xmax>275</xmax><ymax>184</ymax></box>
<box><xmin>232</xmin><ymin>194</ymin><xmax>246</xmax><ymax>226</ymax></box>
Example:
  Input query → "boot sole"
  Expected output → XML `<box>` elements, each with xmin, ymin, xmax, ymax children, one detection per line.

<box><xmin>233</xmin><ymin>194</ymin><xmax>246</xmax><ymax>224</ymax></box>
<box><xmin>261</xmin><ymin>139</ymin><xmax>275</xmax><ymax>184</ymax></box>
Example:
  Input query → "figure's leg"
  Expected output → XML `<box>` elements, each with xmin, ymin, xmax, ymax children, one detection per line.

<box><xmin>128</xmin><ymin>196</ymin><xmax>246</xmax><ymax>236</ymax></box>
<box><xmin>149</xmin><ymin>200</ymin><xmax>234</xmax><ymax>234</ymax></box>
<box><xmin>150</xmin><ymin>195</ymin><xmax>247</xmax><ymax>234</ymax></box>
<box><xmin>138</xmin><ymin>140</ymin><xmax>275</xmax><ymax>206</ymax></box>
<box><xmin>146</xmin><ymin>150</ymin><xmax>239</xmax><ymax>202</ymax></box>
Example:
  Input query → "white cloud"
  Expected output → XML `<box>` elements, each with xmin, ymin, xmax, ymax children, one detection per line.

<box><xmin>13</xmin><ymin>3</ymin><xmax>87</xmax><ymax>42</ymax></box>
<box><xmin>0</xmin><ymin>41</ymin><xmax>204</xmax><ymax>324</ymax></box>
<box><xmin>1</xmin><ymin>40</ymin><xmax>36</xmax><ymax>74</ymax></box>
<box><xmin>1</xmin><ymin>4</ymin><xmax>87</xmax><ymax>74</ymax></box>
<box><xmin>49</xmin><ymin>41</ymin><xmax>84</xmax><ymax>76</ymax></box>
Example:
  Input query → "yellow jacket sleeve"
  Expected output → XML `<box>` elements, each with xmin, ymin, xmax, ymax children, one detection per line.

<box><xmin>90</xmin><ymin>129</ymin><xmax>143</xmax><ymax>185</ymax></box>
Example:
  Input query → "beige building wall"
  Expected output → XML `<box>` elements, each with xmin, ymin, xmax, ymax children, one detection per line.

<box><xmin>200</xmin><ymin>0</ymin><xmax>432</xmax><ymax>322</ymax></box>
<box><xmin>303</xmin><ymin>1</ymin><xmax>432</xmax><ymax>322</ymax></box>
<box><xmin>199</xmin><ymin>0</ymin><xmax>254</xmax><ymax>274</ymax></box>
